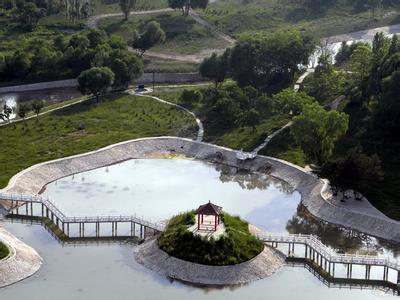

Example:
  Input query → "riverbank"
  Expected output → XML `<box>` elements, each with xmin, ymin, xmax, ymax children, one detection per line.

<box><xmin>0</xmin><ymin>227</ymin><xmax>42</xmax><ymax>288</ymax></box>
<box><xmin>1</xmin><ymin>137</ymin><xmax>399</xmax><ymax>244</ymax></box>
<box><xmin>134</xmin><ymin>239</ymin><xmax>284</xmax><ymax>285</ymax></box>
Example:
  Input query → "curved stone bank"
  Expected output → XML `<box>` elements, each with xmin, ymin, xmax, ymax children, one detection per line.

<box><xmin>134</xmin><ymin>239</ymin><xmax>285</xmax><ymax>285</ymax></box>
<box><xmin>0</xmin><ymin>228</ymin><xmax>42</xmax><ymax>288</ymax></box>
<box><xmin>1</xmin><ymin>137</ymin><xmax>400</xmax><ymax>243</ymax></box>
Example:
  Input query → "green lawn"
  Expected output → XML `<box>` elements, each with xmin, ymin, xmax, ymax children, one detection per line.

<box><xmin>0</xmin><ymin>242</ymin><xmax>9</xmax><ymax>260</ymax></box>
<box><xmin>0</xmin><ymin>93</ymin><xmax>197</xmax><ymax>189</ymax></box>
<box><xmin>201</xmin><ymin>0</ymin><xmax>400</xmax><ymax>38</ymax></box>
<box><xmin>98</xmin><ymin>11</ymin><xmax>229</xmax><ymax>55</ymax></box>
<box><xmin>143</xmin><ymin>57</ymin><xmax>199</xmax><ymax>73</ymax></box>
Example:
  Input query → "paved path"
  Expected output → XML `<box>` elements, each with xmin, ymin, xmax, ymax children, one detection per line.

<box><xmin>0</xmin><ymin>227</ymin><xmax>42</xmax><ymax>288</ymax></box>
<box><xmin>249</xmin><ymin>68</ymin><xmax>315</xmax><ymax>155</ymax></box>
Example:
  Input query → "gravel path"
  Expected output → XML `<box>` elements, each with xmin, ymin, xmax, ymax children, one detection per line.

<box><xmin>88</xmin><ymin>8</ymin><xmax>235</xmax><ymax>63</ymax></box>
<box><xmin>134</xmin><ymin>239</ymin><xmax>285</xmax><ymax>285</ymax></box>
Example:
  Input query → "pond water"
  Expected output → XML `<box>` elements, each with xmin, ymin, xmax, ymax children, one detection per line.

<box><xmin>42</xmin><ymin>159</ymin><xmax>299</xmax><ymax>233</ymax></box>
<box><xmin>0</xmin><ymin>88</ymin><xmax>81</xmax><ymax>121</ymax></box>
<box><xmin>1</xmin><ymin>158</ymin><xmax>399</xmax><ymax>299</ymax></box>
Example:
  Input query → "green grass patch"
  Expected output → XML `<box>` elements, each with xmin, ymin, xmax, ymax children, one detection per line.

<box><xmin>0</xmin><ymin>93</ymin><xmax>197</xmax><ymax>188</ymax></box>
<box><xmin>0</xmin><ymin>242</ymin><xmax>10</xmax><ymax>260</ymax></box>
<box><xmin>201</xmin><ymin>0</ymin><xmax>400</xmax><ymax>38</ymax></box>
<box><xmin>157</xmin><ymin>211</ymin><xmax>264</xmax><ymax>266</ymax></box>
<box><xmin>98</xmin><ymin>11</ymin><xmax>229</xmax><ymax>55</ymax></box>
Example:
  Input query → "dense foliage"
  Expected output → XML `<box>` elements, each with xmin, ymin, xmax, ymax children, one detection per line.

<box><xmin>157</xmin><ymin>211</ymin><xmax>264</xmax><ymax>266</ymax></box>
<box><xmin>228</xmin><ymin>30</ymin><xmax>316</xmax><ymax>92</ymax></box>
<box><xmin>0</xmin><ymin>242</ymin><xmax>9</xmax><ymax>259</ymax></box>
<box><xmin>0</xmin><ymin>28</ymin><xmax>143</xmax><ymax>85</ymax></box>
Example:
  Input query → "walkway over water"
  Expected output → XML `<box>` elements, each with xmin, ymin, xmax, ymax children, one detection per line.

<box><xmin>259</xmin><ymin>233</ymin><xmax>400</xmax><ymax>292</ymax></box>
<box><xmin>0</xmin><ymin>192</ymin><xmax>164</xmax><ymax>240</ymax></box>
<box><xmin>1</xmin><ymin>191</ymin><xmax>399</xmax><ymax>293</ymax></box>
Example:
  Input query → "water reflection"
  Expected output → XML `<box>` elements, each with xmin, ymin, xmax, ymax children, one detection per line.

<box><xmin>42</xmin><ymin>159</ymin><xmax>301</xmax><ymax>232</ymax></box>
<box><xmin>286</xmin><ymin>205</ymin><xmax>399</xmax><ymax>259</ymax></box>
<box><xmin>0</xmin><ymin>87</ymin><xmax>81</xmax><ymax>121</ymax></box>
<box><xmin>217</xmin><ymin>164</ymin><xmax>294</xmax><ymax>194</ymax></box>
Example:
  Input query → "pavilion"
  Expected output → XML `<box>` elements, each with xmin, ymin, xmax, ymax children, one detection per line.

<box><xmin>195</xmin><ymin>201</ymin><xmax>222</xmax><ymax>231</ymax></box>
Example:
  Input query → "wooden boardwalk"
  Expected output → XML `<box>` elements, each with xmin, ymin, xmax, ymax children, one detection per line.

<box><xmin>258</xmin><ymin>232</ymin><xmax>400</xmax><ymax>290</ymax></box>
<box><xmin>1</xmin><ymin>192</ymin><xmax>399</xmax><ymax>292</ymax></box>
<box><xmin>0</xmin><ymin>192</ymin><xmax>164</xmax><ymax>240</ymax></box>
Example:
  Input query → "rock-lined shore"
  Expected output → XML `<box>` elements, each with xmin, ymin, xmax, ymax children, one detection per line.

<box><xmin>1</xmin><ymin>137</ymin><xmax>399</xmax><ymax>243</ymax></box>
<box><xmin>134</xmin><ymin>239</ymin><xmax>285</xmax><ymax>285</ymax></box>
<box><xmin>0</xmin><ymin>228</ymin><xmax>42</xmax><ymax>288</ymax></box>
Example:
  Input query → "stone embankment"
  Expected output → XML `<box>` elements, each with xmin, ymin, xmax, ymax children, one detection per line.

<box><xmin>0</xmin><ymin>228</ymin><xmax>42</xmax><ymax>288</ymax></box>
<box><xmin>134</xmin><ymin>239</ymin><xmax>285</xmax><ymax>285</ymax></box>
<box><xmin>1</xmin><ymin>137</ymin><xmax>399</xmax><ymax>243</ymax></box>
<box><xmin>0</xmin><ymin>73</ymin><xmax>205</xmax><ymax>94</ymax></box>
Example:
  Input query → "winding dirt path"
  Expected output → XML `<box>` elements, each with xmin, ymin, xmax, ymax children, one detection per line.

<box><xmin>88</xmin><ymin>8</ymin><xmax>236</xmax><ymax>63</ymax></box>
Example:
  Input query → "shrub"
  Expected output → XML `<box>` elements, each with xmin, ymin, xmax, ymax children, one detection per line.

<box><xmin>157</xmin><ymin>211</ymin><xmax>263</xmax><ymax>265</ymax></box>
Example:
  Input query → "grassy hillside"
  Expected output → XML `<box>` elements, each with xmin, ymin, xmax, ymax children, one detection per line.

<box><xmin>98</xmin><ymin>11</ymin><xmax>229</xmax><ymax>55</ymax></box>
<box><xmin>201</xmin><ymin>0</ymin><xmax>400</xmax><ymax>38</ymax></box>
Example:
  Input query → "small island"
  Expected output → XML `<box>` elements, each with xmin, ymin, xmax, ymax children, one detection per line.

<box><xmin>135</xmin><ymin>201</ymin><xmax>285</xmax><ymax>285</ymax></box>
<box><xmin>157</xmin><ymin>202</ymin><xmax>264</xmax><ymax>266</ymax></box>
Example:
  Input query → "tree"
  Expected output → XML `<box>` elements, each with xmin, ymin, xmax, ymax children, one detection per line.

<box><xmin>180</xmin><ymin>89</ymin><xmax>202</xmax><ymax>107</ymax></box>
<box><xmin>350</xmin><ymin>44</ymin><xmax>372</xmax><ymax>86</ymax></box>
<box><xmin>18</xmin><ymin>103</ymin><xmax>30</xmax><ymax>124</ymax></box>
<box><xmin>229</xmin><ymin>30</ymin><xmax>316</xmax><ymax>92</ymax></box>
<box><xmin>106</xmin><ymin>50</ymin><xmax>143</xmax><ymax>89</ymax></box>
<box><xmin>320</xmin><ymin>149</ymin><xmax>384</xmax><ymax>200</ymax></box>
<box><xmin>7</xmin><ymin>50</ymin><xmax>31</xmax><ymax>77</ymax></box>
<box><xmin>119</xmin><ymin>0</ymin><xmax>137</xmax><ymax>21</ymax></box>
<box><xmin>237</xmin><ymin>109</ymin><xmax>260</xmax><ymax>131</ymax></box>
<box><xmin>131</xmin><ymin>21</ymin><xmax>166</xmax><ymax>56</ymax></box>
<box><xmin>78</xmin><ymin>67</ymin><xmax>115</xmax><ymax>102</ymax></box>
<box><xmin>32</xmin><ymin>100</ymin><xmax>44</xmax><ymax>119</ymax></box>
<box><xmin>199</xmin><ymin>51</ymin><xmax>229</xmax><ymax>87</ymax></box>
<box><xmin>272</xmin><ymin>88</ymin><xmax>315</xmax><ymax>116</ymax></box>
<box><xmin>0</xmin><ymin>104</ymin><xmax>13</xmax><ymax>123</ymax></box>
<box><xmin>16</xmin><ymin>2</ymin><xmax>45</xmax><ymax>30</ymax></box>
<box><xmin>168</xmin><ymin>0</ymin><xmax>208</xmax><ymax>16</ymax></box>
<box><xmin>303</xmin><ymin>51</ymin><xmax>346</xmax><ymax>104</ymax></box>
<box><xmin>291</xmin><ymin>103</ymin><xmax>349</xmax><ymax>165</ymax></box>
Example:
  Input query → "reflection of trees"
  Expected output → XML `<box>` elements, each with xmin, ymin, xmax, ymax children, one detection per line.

<box><xmin>375</xmin><ymin>238</ymin><xmax>400</xmax><ymax>259</ymax></box>
<box><xmin>286</xmin><ymin>205</ymin><xmax>384</xmax><ymax>255</ymax></box>
<box><xmin>214</xmin><ymin>163</ymin><xmax>294</xmax><ymax>193</ymax></box>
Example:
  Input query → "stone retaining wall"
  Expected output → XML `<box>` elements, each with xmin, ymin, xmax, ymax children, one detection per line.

<box><xmin>0</xmin><ymin>73</ymin><xmax>205</xmax><ymax>94</ymax></box>
<box><xmin>1</xmin><ymin>137</ymin><xmax>399</xmax><ymax>243</ymax></box>
<box><xmin>134</xmin><ymin>239</ymin><xmax>285</xmax><ymax>285</ymax></box>
<box><xmin>0</xmin><ymin>228</ymin><xmax>42</xmax><ymax>288</ymax></box>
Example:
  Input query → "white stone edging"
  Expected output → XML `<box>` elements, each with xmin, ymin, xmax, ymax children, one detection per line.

<box><xmin>1</xmin><ymin>137</ymin><xmax>399</xmax><ymax>243</ymax></box>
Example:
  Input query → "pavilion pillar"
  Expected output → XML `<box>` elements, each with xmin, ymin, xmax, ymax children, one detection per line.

<box><xmin>197</xmin><ymin>214</ymin><xmax>200</xmax><ymax>230</ymax></box>
<box><xmin>214</xmin><ymin>215</ymin><xmax>217</xmax><ymax>231</ymax></box>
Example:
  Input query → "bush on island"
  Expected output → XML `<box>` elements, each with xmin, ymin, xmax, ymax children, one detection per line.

<box><xmin>157</xmin><ymin>211</ymin><xmax>264</xmax><ymax>266</ymax></box>
<box><xmin>0</xmin><ymin>241</ymin><xmax>10</xmax><ymax>260</ymax></box>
